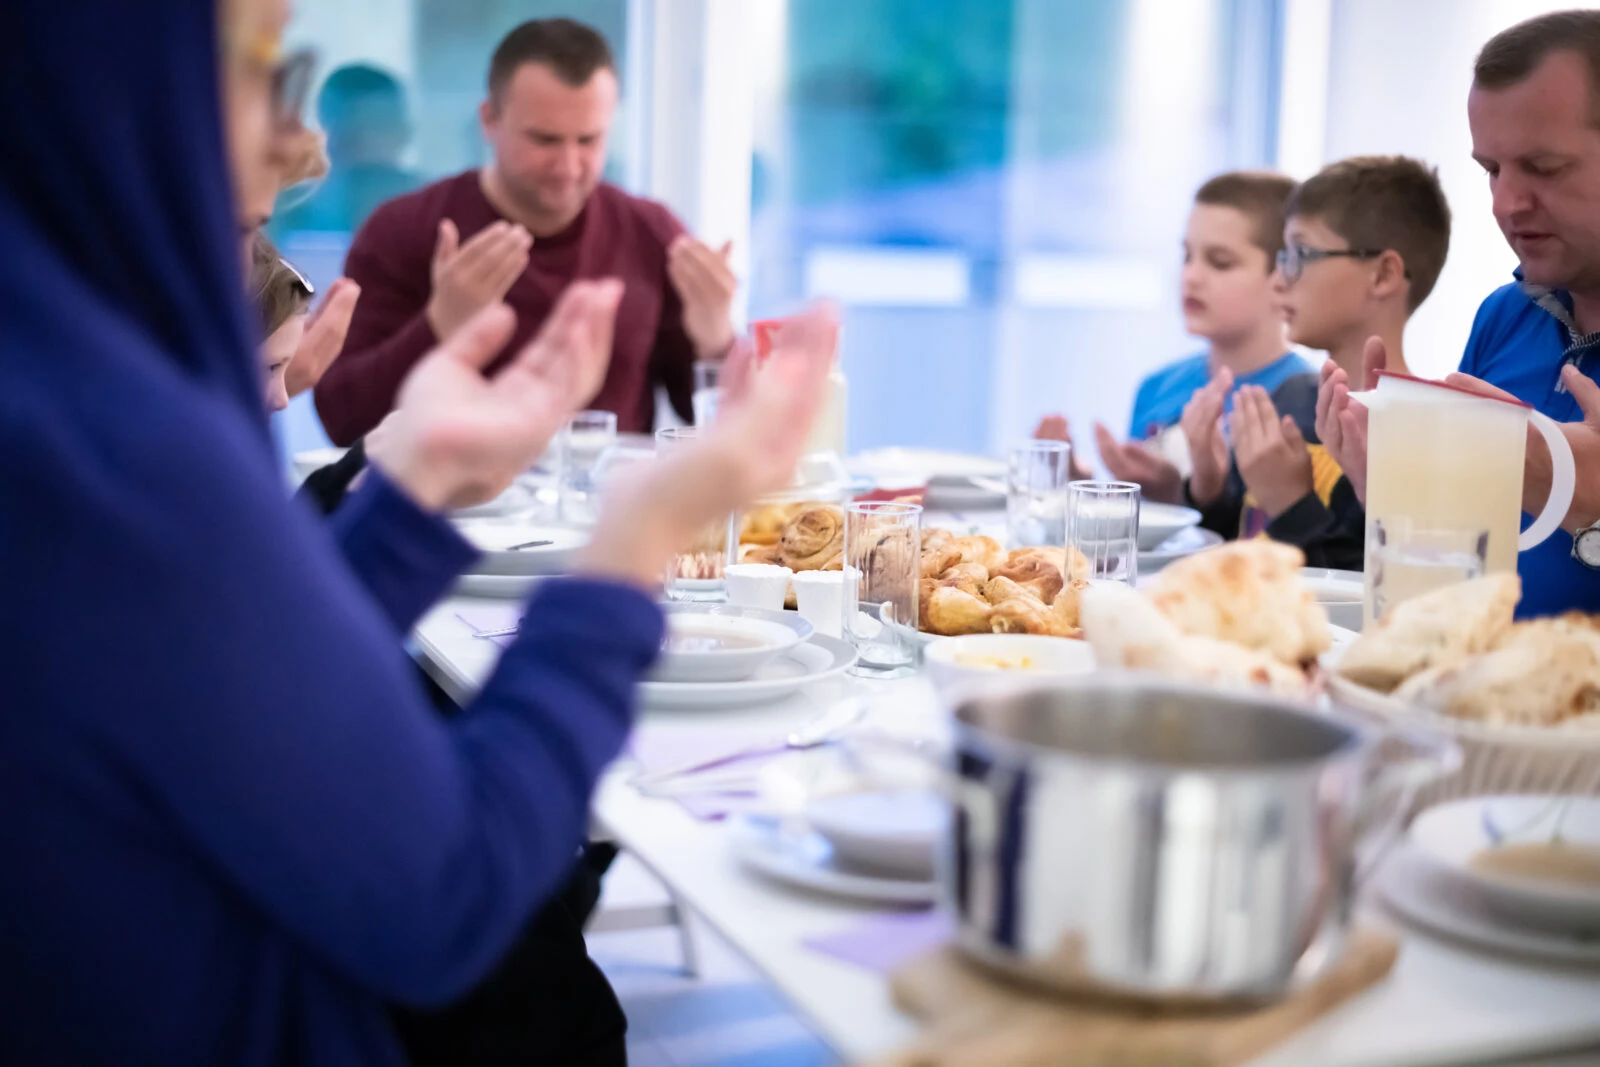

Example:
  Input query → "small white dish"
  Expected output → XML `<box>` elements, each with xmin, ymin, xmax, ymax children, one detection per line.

<box><xmin>804</xmin><ymin>789</ymin><xmax>948</xmax><ymax>879</ymax></box>
<box><xmin>1138</xmin><ymin>526</ymin><xmax>1224</xmax><ymax>572</ymax></box>
<box><xmin>1137</xmin><ymin>501</ymin><xmax>1203</xmax><ymax>552</ymax></box>
<box><xmin>923</xmin><ymin>633</ymin><xmax>1095</xmax><ymax>693</ymax></box>
<box><xmin>454</xmin><ymin>520</ymin><xmax>589</xmax><ymax>576</ymax></box>
<box><xmin>639</xmin><ymin>634</ymin><xmax>857</xmax><ymax>709</ymax></box>
<box><xmin>1379</xmin><ymin>844</ymin><xmax>1600</xmax><ymax>965</ymax></box>
<box><xmin>1300</xmin><ymin>567</ymin><xmax>1366</xmax><ymax>633</ymax></box>
<box><xmin>1409</xmin><ymin>795</ymin><xmax>1600</xmax><ymax>932</ymax></box>
<box><xmin>652</xmin><ymin>605</ymin><xmax>813</xmax><ymax>684</ymax></box>
<box><xmin>725</xmin><ymin>563</ymin><xmax>794</xmax><ymax>612</ymax></box>
<box><xmin>792</xmin><ymin>570</ymin><xmax>847</xmax><ymax>639</ymax></box>
<box><xmin>731</xmin><ymin>812</ymin><xmax>938</xmax><ymax>904</ymax></box>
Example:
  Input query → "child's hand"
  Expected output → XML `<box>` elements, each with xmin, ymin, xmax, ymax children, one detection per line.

<box><xmin>1093</xmin><ymin>423</ymin><xmax>1181</xmax><ymax>503</ymax></box>
<box><xmin>1180</xmin><ymin>370</ymin><xmax>1232</xmax><ymax>506</ymax></box>
<box><xmin>1034</xmin><ymin>414</ymin><xmax>1093</xmax><ymax>481</ymax></box>
<box><xmin>1231</xmin><ymin>386</ymin><xmax>1314</xmax><ymax>518</ymax></box>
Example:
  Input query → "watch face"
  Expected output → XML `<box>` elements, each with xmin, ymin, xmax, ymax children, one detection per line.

<box><xmin>1577</xmin><ymin>528</ymin><xmax>1600</xmax><ymax>568</ymax></box>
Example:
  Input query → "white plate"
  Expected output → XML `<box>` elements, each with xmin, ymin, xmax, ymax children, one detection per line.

<box><xmin>923</xmin><ymin>633</ymin><xmax>1095</xmax><ymax>692</ymax></box>
<box><xmin>454</xmin><ymin>520</ymin><xmax>589</xmax><ymax>576</ymax></box>
<box><xmin>1379</xmin><ymin>844</ymin><xmax>1600</xmax><ymax>965</ymax></box>
<box><xmin>1301</xmin><ymin>567</ymin><xmax>1366</xmax><ymax>633</ymax></box>
<box><xmin>731</xmin><ymin>812</ymin><xmax>938</xmax><ymax>904</ymax></box>
<box><xmin>1410</xmin><ymin>796</ymin><xmax>1600</xmax><ymax>931</ymax></box>
<box><xmin>450</xmin><ymin>481</ymin><xmax>542</xmax><ymax>520</ymax></box>
<box><xmin>653</xmin><ymin>605</ymin><xmax>814</xmax><ymax>684</ymax></box>
<box><xmin>804</xmin><ymin>789</ymin><xmax>948</xmax><ymax>880</ymax></box>
<box><xmin>639</xmin><ymin>633</ymin><xmax>858</xmax><ymax>709</ymax></box>
<box><xmin>1137</xmin><ymin>501</ymin><xmax>1202</xmax><ymax>552</ymax></box>
<box><xmin>1138</xmin><ymin>526</ymin><xmax>1223</xmax><ymax>571</ymax></box>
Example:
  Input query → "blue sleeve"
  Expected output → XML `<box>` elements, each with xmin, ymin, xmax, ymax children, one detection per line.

<box><xmin>325</xmin><ymin>468</ymin><xmax>479</xmax><ymax>634</ymax></box>
<box><xmin>1128</xmin><ymin>372</ymin><xmax>1161</xmax><ymax>440</ymax></box>
<box><xmin>13</xmin><ymin>387</ymin><xmax>663</xmax><ymax>1008</ymax></box>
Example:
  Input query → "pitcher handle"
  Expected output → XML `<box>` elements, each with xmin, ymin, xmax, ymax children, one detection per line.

<box><xmin>1519</xmin><ymin>410</ymin><xmax>1577</xmax><ymax>551</ymax></box>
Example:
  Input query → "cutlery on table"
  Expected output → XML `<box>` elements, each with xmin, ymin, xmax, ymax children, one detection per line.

<box><xmin>630</xmin><ymin>698</ymin><xmax>867</xmax><ymax>792</ymax></box>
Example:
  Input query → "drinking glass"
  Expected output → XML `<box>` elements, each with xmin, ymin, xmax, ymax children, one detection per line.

<box><xmin>692</xmin><ymin>360</ymin><xmax>723</xmax><ymax>427</ymax></box>
<box><xmin>1066</xmin><ymin>481</ymin><xmax>1140</xmax><ymax>587</ymax></box>
<box><xmin>1007</xmin><ymin>441</ymin><xmax>1073</xmax><ymax>549</ymax></box>
<box><xmin>843</xmin><ymin>502</ymin><xmax>922</xmax><ymax>676</ymax></box>
<box><xmin>657</xmin><ymin>427</ymin><xmax>735</xmax><ymax>601</ymax></box>
<box><xmin>556</xmin><ymin>410</ymin><xmax>617</xmax><ymax>525</ymax></box>
<box><xmin>1368</xmin><ymin>518</ymin><xmax>1488</xmax><ymax>622</ymax></box>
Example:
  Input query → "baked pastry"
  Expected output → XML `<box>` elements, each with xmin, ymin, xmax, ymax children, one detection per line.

<box><xmin>1395</xmin><ymin>637</ymin><xmax>1600</xmax><ymax>727</ymax></box>
<box><xmin>1081</xmin><ymin>583</ymin><xmax>1308</xmax><ymax>696</ymax></box>
<box><xmin>1336</xmin><ymin>573</ymin><xmax>1520</xmax><ymax>693</ymax></box>
<box><xmin>926</xmin><ymin>585</ymin><xmax>995</xmax><ymax>636</ymax></box>
<box><xmin>938</xmin><ymin>562</ymin><xmax>990</xmax><ymax>599</ymax></box>
<box><xmin>991</xmin><ymin>594</ymin><xmax>1081</xmax><ymax>638</ymax></box>
<box><xmin>1051</xmin><ymin>578</ymin><xmax>1089</xmax><ymax>633</ymax></box>
<box><xmin>1147</xmin><ymin>541</ymin><xmax>1330</xmax><ymax>667</ymax></box>
<box><xmin>923</xmin><ymin>527</ymin><xmax>956</xmax><ymax>556</ymax></box>
<box><xmin>991</xmin><ymin>554</ymin><xmax>1064</xmax><ymax>605</ymax></box>
<box><xmin>739</xmin><ymin>542</ymin><xmax>784</xmax><ymax>565</ymax></box>
<box><xmin>982</xmin><ymin>575</ymin><xmax>1037</xmax><ymax>607</ymax></box>
<box><xmin>921</xmin><ymin>544</ymin><xmax>964</xmax><ymax>579</ymax></box>
<box><xmin>740</xmin><ymin>502</ymin><xmax>805</xmax><ymax>546</ymax></box>
<box><xmin>780</xmin><ymin>506</ymin><xmax>844</xmax><ymax>571</ymax></box>
<box><xmin>947</xmin><ymin>535</ymin><xmax>1006</xmax><ymax>574</ymax></box>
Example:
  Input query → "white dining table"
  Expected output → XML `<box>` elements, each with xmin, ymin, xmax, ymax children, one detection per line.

<box><xmin>413</xmin><ymin>593</ymin><xmax>1600</xmax><ymax>1067</ymax></box>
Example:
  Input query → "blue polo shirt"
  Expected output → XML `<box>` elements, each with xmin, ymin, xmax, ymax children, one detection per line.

<box><xmin>1128</xmin><ymin>351</ymin><xmax>1315</xmax><ymax>440</ymax></box>
<box><xmin>1459</xmin><ymin>276</ymin><xmax>1600</xmax><ymax>617</ymax></box>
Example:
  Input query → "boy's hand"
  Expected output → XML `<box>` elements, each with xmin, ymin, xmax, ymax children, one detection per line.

<box><xmin>1316</xmin><ymin>336</ymin><xmax>1385</xmax><ymax>504</ymax></box>
<box><xmin>1180</xmin><ymin>370</ymin><xmax>1232</xmax><ymax>506</ymax></box>
<box><xmin>1092</xmin><ymin>423</ymin><xmax>1181</xmax><ymax>503</ymax></box>
<box><xmin>1033</xmin><ymin>414</ymin><xmax>1094</xmax><ymax>481</ymax></box>
<box><xmin>1231</xmin><ymin>385</ymin><xmax>1314</xmax><ymax>518</ymax></box>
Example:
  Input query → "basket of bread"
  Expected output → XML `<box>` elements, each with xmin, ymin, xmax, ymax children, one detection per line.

<box><xmin>1324</xmin><ymin>573</ymin><xmax>1600</xmax><ymax>803</ymax></box>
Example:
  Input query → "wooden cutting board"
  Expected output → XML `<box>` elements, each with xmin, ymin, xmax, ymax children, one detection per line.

<box><xmin>873</xmin><ymin>928</ymin><xmax>1399</xmax><ymax>1067</ymax></box>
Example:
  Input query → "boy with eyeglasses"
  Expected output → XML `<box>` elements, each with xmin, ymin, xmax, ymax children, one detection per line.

<box><xmin>1219</xmin><ymin>155</ymin><xmax>1451</xmax><ymax>566</ymax></box>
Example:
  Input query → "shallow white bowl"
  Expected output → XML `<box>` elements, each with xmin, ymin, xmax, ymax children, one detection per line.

<box><xmin>923</xmin><ymin>633</ymin><xmax>1095</xmax><ymax>693</ymax></box>
<box><xmin>650</xmin><ymin>605</ymin><xmax>813</xmax><ymax>684</ymax></box>
<box><xmin>1137</xmin><ymin>501</ymin><xmax>1202</xmax><ymax>552</ymax></box>
<box><xmin>805</xmin><ymin>788</ymin><xmax>948</xmax><ymax>879</ymax></box>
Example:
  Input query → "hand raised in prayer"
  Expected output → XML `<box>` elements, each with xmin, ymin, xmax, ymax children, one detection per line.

<box><xmin>1033</xmin><ymin>414</ymin><xmax>1094</xmax><ymax>481</ymax></box>
<box><xmin>580</xmin><ymin>304</ymin><xmax>840</xmax><ymax>589</ymax></box>
<box><xmin>425</xmin><ymin>219</ymin><xmax>533</xmax><ymax>342</ymax></box>
<box><xmin>1092</xmin><ymin>423</ymin><xmax>1182</xmax><ymax>503</ymax></box>
<box><xmin>1231</xmin><ymin>385</ymin><xmax>1314</xmax><ymax>518</ymax></box>
<box><xmin>1315</xmin><ymin>336</ymin><xmax>1386</xmax><ymax>505</ymax></box>
<box><xmin>367</xmin><ymin>280</ymin><xmax>622</xmax><ymax>511</ymax></box>
<box><xmin>1180</xmin><ymin>369</ymin><xmax>1233</xmax><ymax>506</ymax></box>
<box><xmin>284</xmin><ymin>278</ymin><xmax>360</xmax><ymax>398</ymax></box>
<box><xmin>667</xmin><ymin>235</ymin><xmax>738</xmax><ymax>359</ymax></box>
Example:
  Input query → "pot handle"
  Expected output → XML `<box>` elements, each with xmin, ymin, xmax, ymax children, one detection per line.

<box><xmin>1352</xmin><ymin>722</ymin><xmax>1461</xmax><ymax>886</ymax></box>
<box><xmin>1519</xmin><ymin>410</ymin><xmax>1577</xmax><ymax>551</ymax></box>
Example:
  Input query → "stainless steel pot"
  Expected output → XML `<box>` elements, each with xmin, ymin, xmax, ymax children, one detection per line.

<box><xmin>943</xmin><ymin>675</ymin><xmax>1455</xmax><ymax>1003</ymax></box>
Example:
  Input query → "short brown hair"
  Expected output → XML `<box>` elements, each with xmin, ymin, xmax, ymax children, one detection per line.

<box><xmin>488</xmin><ymin>19</ymin><xmax>614</xmax><ymax>103</ymax></box>
<box><xmin>1286</xmin><ymin>156</ymin><xmax>1452</xmax><ymax>312</ymax></box>
<box><xmin>1193</xmin><ymin>171</ymin><xmax>1298</xmax><ymax>270</ymax></box>
<box><xmin>248</xmin><ymin>234</ymin><xmax>313</xmax><ymax>338</ymax></box>
<box><xmin>1475</xmin><ymin>10</ymin><xmax>1600</xmax><ymax>125</ymax></box>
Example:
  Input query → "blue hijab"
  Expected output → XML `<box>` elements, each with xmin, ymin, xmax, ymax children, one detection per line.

<box><xmin>0</xmin><ymin>0</ymin><xmax>262</xmax><ymax>419</ymax></box>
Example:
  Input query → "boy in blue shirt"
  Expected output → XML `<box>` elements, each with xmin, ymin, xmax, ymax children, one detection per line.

<box><xmin>1036</xmin><ymin>171</ymin><xmax>1309</xmax><ymax>495</ymax></box>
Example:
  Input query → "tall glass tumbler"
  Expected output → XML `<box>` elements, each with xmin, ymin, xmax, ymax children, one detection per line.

<box><xmin>556</xmin><ymin>410</ymin><xmax>617</xmax><ymax>525</ymax></box>
<box><xmin>657</xmin><ymin>427</ymin><xmax>735</xmax><ymax>601</ymax></box>
<box><xmin>1066</xmin><ymin>481</ymin><xmax>1141</xmax><ymax>587</ymax></box>
<box><xmin>1007</xmin><ymin>441</ymin><xmax>1073</xmax><ymax>549</ymax></box>
<box><xmin>843</xmin><ymin>501</ymin><xmax>922</xmax><ymax>676</ymax></box>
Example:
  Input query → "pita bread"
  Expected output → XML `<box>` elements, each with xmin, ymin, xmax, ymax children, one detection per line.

<box><xmin>1336</xmin><ymin>574</ymin><xmax>1520</xmax><ymax>693</ymax></box>
<box><xmin>1146</xmin><ymin>541</ymin><xmax>1330</xmax><ymax>666</ymax></box>
<box><xmin>1395</xmin><ymin>635</ymin><xmax>1600</xmax><ymax>728</ymax></box>
<box><xmin>1080</xmin><ymin>583</ymin><xmax>1308</xmax><ymax>696</ymax></box>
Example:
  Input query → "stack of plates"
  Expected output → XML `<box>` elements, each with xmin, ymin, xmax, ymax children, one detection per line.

<box><xmin>451</xmin><ymin>517</ymin><xmax>589</xmax><ymax>598</ymax></box>
<box><xmin>1379</xmin><ymin>795</ymin><xmax>1600</xmax><ymax>965</ymax></box>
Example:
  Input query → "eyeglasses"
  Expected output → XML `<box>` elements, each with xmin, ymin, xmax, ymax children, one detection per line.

<box><xmin>280</xmin><ymin>256</ymin><xmax>315</xmax><ymax>298</ymax></box>
<box><xmin>272</xmin><ymin>49</ymin><xmax>316</xmax><ymax>133</ymax></box>
<box><xmin>1275</xmin><ymin>242</ymin><xmax>1392</xmax><ymax>284</ymax></box>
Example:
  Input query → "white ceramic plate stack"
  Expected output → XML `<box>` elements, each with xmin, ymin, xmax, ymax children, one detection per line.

<box><xmin>640</xmin><ymin>605</ymin><xmax>858</xmax><ymax>709</ymax></box>
<box><xmin>450</xmin><ymin>517</ymin><xmax>592</xmax><ymax>599</ymax></box>
<box><xmin>1379</xmin><ymin>795</ymin><xmax>1600</xmax><ymax>965</ymax></box>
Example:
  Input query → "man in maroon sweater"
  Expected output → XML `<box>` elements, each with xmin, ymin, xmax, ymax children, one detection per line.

<box><xmin>314</xmin><ymin>18</ymin><xmax>737</xmax><ymax>445</ymax></box>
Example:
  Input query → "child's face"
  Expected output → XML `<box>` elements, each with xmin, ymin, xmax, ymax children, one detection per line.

<box><xmin>1180</xmin><ymin>205</ymin><xmax>1283</xmax><ymax>344</ymax></box>
<box><xmin>259</xmin><ymin>312</ymin><xmax>305</xmax><ymax>414</ymax></box>
<box><xmin>1278</xmin><ymin>214</ymin><xmax>1373</xmax><ymax>350</ymax></box>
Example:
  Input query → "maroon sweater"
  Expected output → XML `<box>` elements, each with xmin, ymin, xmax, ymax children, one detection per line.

<box><xmin>314</xmin><ymin>172</ymin><xmax>698</xmax><ymax>445</ymax></box>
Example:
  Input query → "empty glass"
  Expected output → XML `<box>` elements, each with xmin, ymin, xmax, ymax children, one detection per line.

<box><xmin>1007</xmin><ymin>441</ymin><xmax>1073</xmax><ymax>549</ymax></box>
<box><xmin>1066</xmin><ymin>481</ymin><xmax>1140</xmax><ymax>587</ymax></box>
<box><xmin>658</xmin><ymin>427</ymin><xmax>735</xmax><ymax>601</ymax></box>
<box><xmin>843</xmin><ymin>501</ymin><xmax>922</xmax><ymax>676</ymax></box>
<box><xmin>1368</xmin><ymin>518</ymin><xmax>1488</xmax><ymax>622</ymax></box>
<box><xmin>556</xmin><ymin>410</ymin><xmax>617</xmax><ymax>525</ymax></box>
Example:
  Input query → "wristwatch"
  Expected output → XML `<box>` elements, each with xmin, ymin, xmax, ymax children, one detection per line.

<box><xmin>1574</xmin><ymin>521</ymin><xmax>1600</xmax><ymax>569</ymax></box>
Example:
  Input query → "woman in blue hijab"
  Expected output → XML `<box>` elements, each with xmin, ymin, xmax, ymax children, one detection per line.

<box><xmin>0</xmin><ymin>1</ymin><xmax>838</xmax><ymax>1063</ymax></box>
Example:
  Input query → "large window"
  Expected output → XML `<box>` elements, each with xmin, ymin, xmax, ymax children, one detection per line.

<box><xmin>749</xmin><ymin>0</ymin><xmax>1281</xmax><ymax>455</ymax></box>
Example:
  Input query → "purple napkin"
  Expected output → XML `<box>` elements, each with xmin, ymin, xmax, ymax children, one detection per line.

<box><xmin>803</xmin><ymin>910</ymin><xmax>954</xmax><ymax>973</ymax></box>
<box><xmin>453</xmin><ymin>604</ymin><xmax>522</xmax><ymax>648</ymax></box>
<box><xmin>628</xmin><ymin>726</ymin><xmax>790</xmax><ymax>822</ymax></box>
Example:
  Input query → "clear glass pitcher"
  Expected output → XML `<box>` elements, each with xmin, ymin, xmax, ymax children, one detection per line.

<box><xmin>1355</xmin><ymin>372</ymin><xmax>1575</xmax><ymax>620</ymax></box>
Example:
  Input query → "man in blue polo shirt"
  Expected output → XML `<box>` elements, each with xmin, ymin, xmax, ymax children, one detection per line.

<box><xmin>1320</xmin><ymin>11</ymin><xmax>1600</xmax><ymax>617</ymax></box>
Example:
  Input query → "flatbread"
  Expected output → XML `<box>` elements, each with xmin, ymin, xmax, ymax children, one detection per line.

<box><xmin>1336</xmin><ymin>574</ymin><xmax>1520</xmax><ymax>693</ymax></box>
<box><xmin>1146</xmin><ymin>541</ymin><xmax>1330</xmax><ymax>666</ymax></box>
